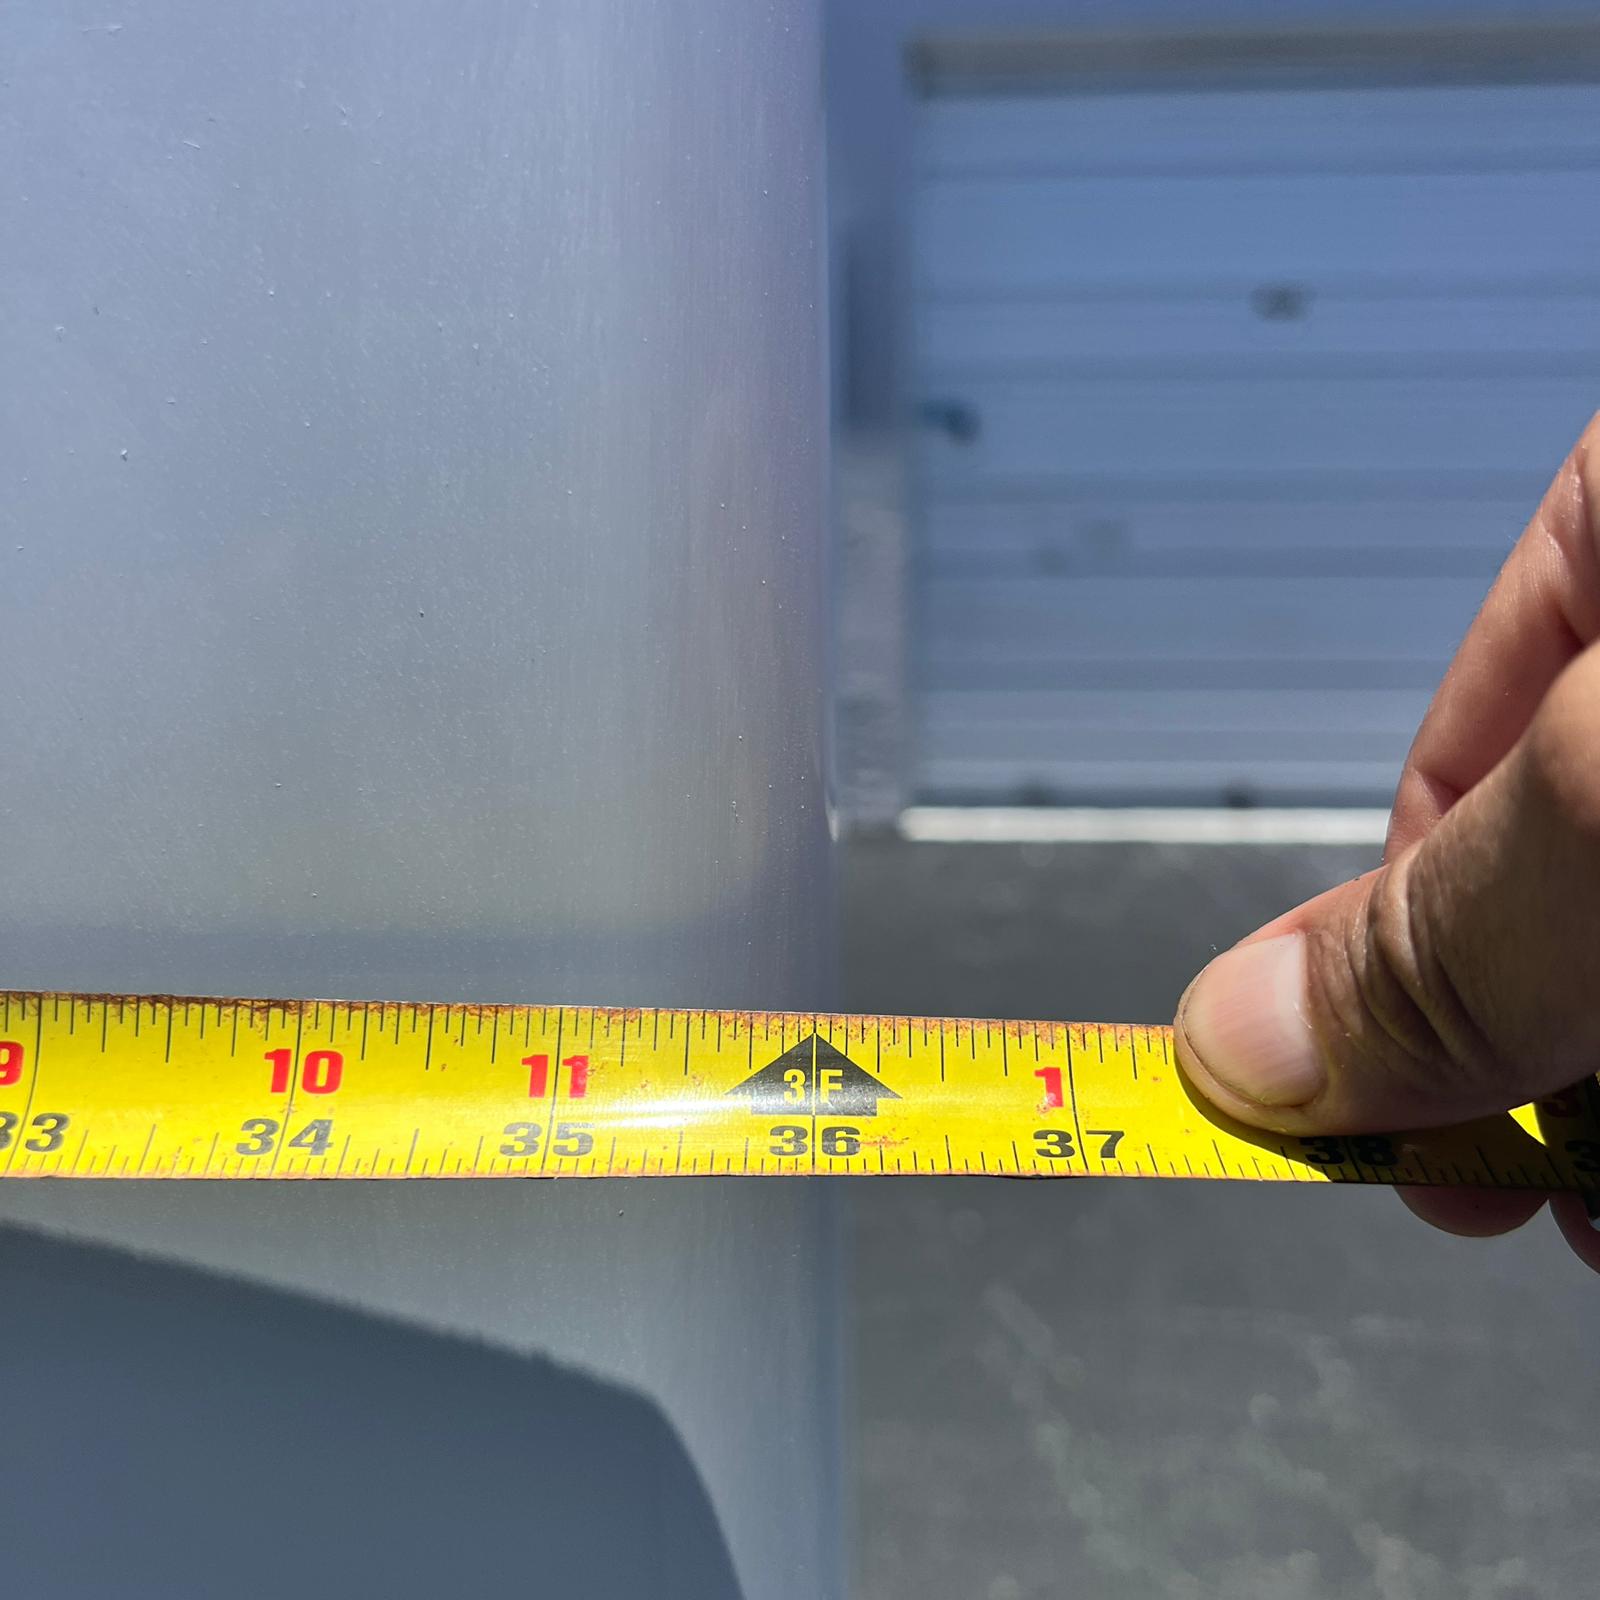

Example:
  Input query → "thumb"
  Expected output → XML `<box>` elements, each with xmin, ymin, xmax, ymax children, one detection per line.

<box><xmin>1175</xmin><ymin>648</ymin><xmax>1600</xmax><ymax>1135</ymax></box>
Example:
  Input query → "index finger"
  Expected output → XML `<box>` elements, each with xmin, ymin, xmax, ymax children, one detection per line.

<box><xmin>1383</xmin><ymin>412</ymin><xmax>1600</xmax><ymax>1254</ymax></box>
<box><xmin>1388</xmin><ymin>412</ymin><xmax>1600</xmax><ymax>854</ymax></box>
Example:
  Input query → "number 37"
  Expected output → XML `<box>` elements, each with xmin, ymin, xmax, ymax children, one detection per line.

<box><xmin>1033</xmin><ymin>1128</ymin><xmax>1124</xmax><ymax>1161</ymax></box>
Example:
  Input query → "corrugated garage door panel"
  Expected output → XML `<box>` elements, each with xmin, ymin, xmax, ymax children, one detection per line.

<box><xmin>920</xmin><ymin>173</ymin><xmax>1600</xmax><ymax>293</ymax></box>
<box><xmin>917</xmin><ymin>85</ymin><xmax>1600</xmax><ymax>174</ymax></box>
<box><xmin>911</xmin><ymin>80</ymin><xmax>1600</xmax><ymax>804</ymax></box>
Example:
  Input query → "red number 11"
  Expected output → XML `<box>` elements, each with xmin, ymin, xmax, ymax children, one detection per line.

<box><xmin>524</xmin><ymin>1053</ymin><xmax>589</xmax><ymax>1100</ymax></box>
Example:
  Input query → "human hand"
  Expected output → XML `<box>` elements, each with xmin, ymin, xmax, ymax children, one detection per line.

<box><xmin>1173</xmin><ymin>415</ymin><xmax>1600</xmax><ymax>1268</ymax></box>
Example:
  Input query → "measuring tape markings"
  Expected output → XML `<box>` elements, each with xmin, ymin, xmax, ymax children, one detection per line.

<box><xmin>0</xmin><ymin>990</ymin><xmax>1594</xmax><ymax>1187</ymax></box>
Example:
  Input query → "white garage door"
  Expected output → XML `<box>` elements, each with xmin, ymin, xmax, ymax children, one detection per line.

<box><xmin>911</xmin><ymin>80</ymin><xmax>1600</xmax><ymax>804</ymax></box>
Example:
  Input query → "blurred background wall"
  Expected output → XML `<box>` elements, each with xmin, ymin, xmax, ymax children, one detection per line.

<box><xmin>826</xmin><ymin>8</ymin><xmax>1600</xmax><ymax>1598</ymax></box>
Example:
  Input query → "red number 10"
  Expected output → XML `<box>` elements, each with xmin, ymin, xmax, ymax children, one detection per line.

<box><xmin>265</xmin><ymin>1048</ymin><xmax>343</xmax><ymax>1095</ymax></box>
<box><xmin>524</xmin><ymin>1053</ymin><xmax>589</xmax><ymax>1100</ymax></box>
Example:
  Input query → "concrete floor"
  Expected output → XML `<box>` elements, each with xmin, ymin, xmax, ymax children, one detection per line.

<box><xmin>841</xmin><ymin>833</ymin><xmax>1600</xmax><ymax>1600</ymax></box>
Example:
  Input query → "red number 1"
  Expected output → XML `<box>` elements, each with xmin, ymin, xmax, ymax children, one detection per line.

<box><xmin>564</xmin><ymin>1055</ymin><xmax>589</xmax><ymax>1099</ymax></box>
<box><xmin>1034</xmin><ymin>1066</ymin><xmax>1064</xmax><ymax>1111</ymax></box>
<box><xmin>266</xmin><ymin>1047</ymin><xmax>293</xmax><ymax>1095</ymax></box>
<box><xmin>525</xmin><ymin>1053</ymin><xmax>549</xmax><ymax>1098</ymax></box>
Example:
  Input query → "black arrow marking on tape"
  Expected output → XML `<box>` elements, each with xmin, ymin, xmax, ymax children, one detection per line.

<box><xmin>727</xmin><ymin>1035</ymin><xmax>899</xmax><ymax>1118</ymax></box>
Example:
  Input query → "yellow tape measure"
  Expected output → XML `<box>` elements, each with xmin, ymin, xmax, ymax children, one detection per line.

<box><xmin>0</xmin><ymin>990</ymin><xmax>1594</xmax><ymax>1187</ymax></box>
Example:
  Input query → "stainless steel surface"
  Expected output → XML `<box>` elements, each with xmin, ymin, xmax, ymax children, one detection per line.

<box><xmin>0</xmin><ymin>3</ymin><xmax>835</xmax><ymax>1595</ymax></box>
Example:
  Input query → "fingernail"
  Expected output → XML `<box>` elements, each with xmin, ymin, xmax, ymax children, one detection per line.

<box><xmin>1179</xmin><ymin>933</ymin><xmax>1325</xmax><ymax>1108</ymax></box>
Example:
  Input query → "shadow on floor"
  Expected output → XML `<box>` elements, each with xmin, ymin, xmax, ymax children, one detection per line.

<box><xmin>0</xmin><ymin>1226</ymin><xmax>743</xmax><ymax>1600</ymax></box>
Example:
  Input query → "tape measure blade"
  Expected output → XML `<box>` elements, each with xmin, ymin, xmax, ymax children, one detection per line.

<box><xmin>0</xmin><ymin>991</ymin><xmax>1590</xmax><ymax>1190</ymax></box>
